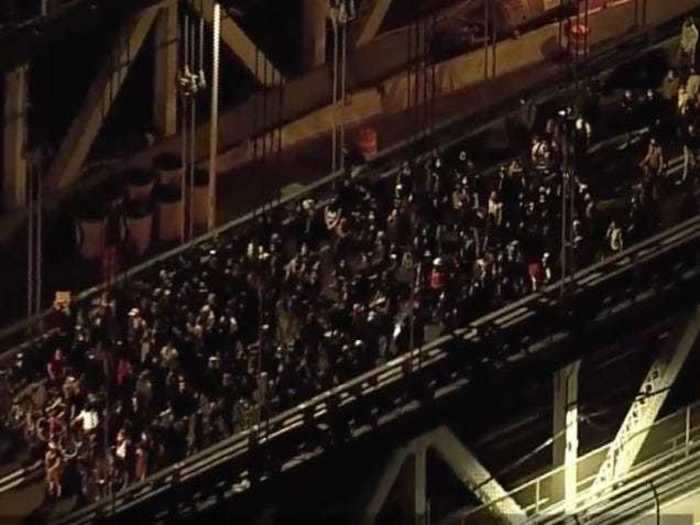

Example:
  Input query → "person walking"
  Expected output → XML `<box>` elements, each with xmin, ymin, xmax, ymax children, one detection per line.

<box><xmin>682</xmin><ymin>123</ymin><xmax>700</xmax><ymax>184</ymax></box>
<box><xmin>639</xmin><ymin>137</ymin><xmax>665</xmax><ymax>179</ymax></box>
<box><xmin>679</xmin><ymin>17</ymin><xmax>699</xmax><ymax>69</ymax></box>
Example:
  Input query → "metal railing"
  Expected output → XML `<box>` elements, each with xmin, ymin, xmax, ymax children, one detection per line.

<box><xmin>455</xmin><ymin>400</ymin><xmax>700</xmax><ymax>524</ymax></box>
<box><xmin>44</xmin><ymin>205</ymin><xmax>700</xmax><ymax>525</ymax></box>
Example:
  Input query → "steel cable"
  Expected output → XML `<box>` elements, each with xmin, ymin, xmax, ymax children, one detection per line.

<box><xmin>189</xmin><ymin>17</ymin><xmax>196</xmax><ymax>240</ymax></box>
<box><xmin>340</xmin><ymin>12</ymin><xmax>347</xmax><ymax>173</ymax></box>
<box><xmin>208</xmin><ymin>1</ymin><xmax>220</xmax><ymax>230</ymax></box>
<box><xmin>331</xmin><ymin>7</ymin><xmax>339</xmax><ymax>173</ymax></box>
<box><xmin>181</xmin><ymin>10</ymin><xmax>189</xmax><ymax>241</ymax></box>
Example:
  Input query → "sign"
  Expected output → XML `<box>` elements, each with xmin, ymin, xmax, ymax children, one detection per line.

<box><xmin>54</xmin><ymin>291</ymin><xmax>71</xmax><ymax>308</ymax></box>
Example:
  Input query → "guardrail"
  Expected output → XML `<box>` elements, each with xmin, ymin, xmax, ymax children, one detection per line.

<box><xmin>44</xmin><ymin>202</ymin><xmax>700</xmax><ymax>525</ymax></box>
<box><xmin>454</xmin><ymin>399</ymin><xmax>700</xmax><ymax>524</ymax></box>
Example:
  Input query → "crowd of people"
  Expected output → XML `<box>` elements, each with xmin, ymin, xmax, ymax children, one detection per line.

<box><xmin>1</xmin><ymin>36</ymin><xmax>700</xmax><ymax>508</ymax></box>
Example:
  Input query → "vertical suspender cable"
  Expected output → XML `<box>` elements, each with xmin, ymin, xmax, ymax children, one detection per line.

<box><xmin>408</xmin><ymin>18</ymin><xmax>418</xmax><ymax>162</ymax></box>
<box><xmin>331</xmin><ymin>10</ymin><xmax>339</xmax><ymax>174</ymax></box>
<box><xmin>484</xmin><ymin>0</ymin><xmax>489</xmax><ymax>79</ymax></box>
<box><xmin>491</xmin><ymin>0</ymin><xmax>496</xmax><ymax>79</ymax></box>
<box><xmin>416</xmin><ymin>19</ymin><xmax>422</xmax><ymax>153</ymax></box>
<box><xmin>25</xmin><ymin>69</ymin><xmax>33</xmax><ymax>329</ymax></box>
<box><xmin>558</xmin><ymin>0</ymin><xmax>564</xmax><ymax>51</ymax></box>
<box><xmin>410</xmin><ymin>19</ymin><xmax>419</xmax><ymax>159</ymax></box>
<box><xmin>424</xmin><ymin>15</ymin><xmax>430</xmax><ymax>144</ymax></box>
<box><xmin>189</xmin><ymin>20</ymin><xmax>196</xmax><ymax>240</ymax></box>
<box><xmin>340</xmin><ymin>12</ymin><xmax>347</xmax><ymax>173</ymax></box>
<box><xmin>27</xmin><ymin>145</ymin><xmax>33</xmax><ymax>330</ymax></box>
<box><xmin>199</xmin><ymin>3</ymin><xmax>205</xmax><ymax>83</ymax></box>
<box><xmin>569</xmin><ymin>149</ymin><xmax>575</xmax><ymax>283</ymax></box>
<box><xmin>432</xmin><ymin>13</ymin><xmax>437</xmax><ymax>139</ymax></box>
<box><xmin>198</xmin><ymin>0</ymin><xmax>206</xmax><ymax>232</ymax></box>
<box><xmin>181</xmin><ymin>11</ymin><xmax>189</xmax><ymax>241</ymax></box>
<box><xmin>425</xmin><ymin>14</ymin><xmax>433</xmax><ymax>143</ymax></box>
<box><xmin>585</xmin><ymin>0</ymin><xmax>590</xmax><ymax>54</ymax></box>
<box><xmin>260</xmin><ymin>52</ymin><xmax>267</xmax><ymax>213</ymax></box>
<box><xmin>253</xmin><ymin>49</ymin><xmax>259</xmax><ymax>165</ymax></box>
<box><xmin>277</xmin><ymin>70</ymin><xmax>283</xmax><ymax>159</ymax></box>
<box><xmin>426</xmin><ymin>16</ymin><xmax>431</xmax><ymax>143</ymax></box>
<box><xmin>263</xmin><ymin>48</ymin><xmax>269</xmax><ymax>170</ymax></box>
<box><xmin>406</xmin><ymin>18</ymin><xmax>413</xmax><ymax>138</ymax></box>
<box><xmin>560</xmin><ymin>164</ymin><xmax>567</xmax><ymax>298</ymax></box>
<box><xmin>276</xmin><ymin>70</ymin><xmax>282</xmax><ymax>201</ymax></box>
<box><xmin>428</xmin><ymin>14</ymin><xmax>434</xmax><ymax>141</ymax></box>
<box><xmin>106</xmin><ymin>38</ymin><xmax>117</xmax><ymax>476</ymax></box>
<box><xmin>260</xmin><ymin>46</ymin><xmax>274</xmax><ymax>217</ymax></box>
<box><xmin>208</xmin><ymin>2</ymin><xmax>220</xmax><ymax>231</ymax></box>
<box><xmin>405</xmin><ymin>18</ymin><xmax>411</xmax><ymax>160</ymax></box>
<box><xmin>253</xmin><ymin>49</ymin><xmax>261</xmax><ymax>221</ymax></box>
<box><xmin>409</xmin><ymin>19</ymin><xmax>415</xmax><ymax>150</ymax></box>
<box><xmin>36</xmin><ymin>144</ymin><xmax>42</xmax><ymax>323</ymax></box>
<box><xmin>417</xmin><ymin>17</ymin><xmax>423</xmax><ymax>145</ymax></box>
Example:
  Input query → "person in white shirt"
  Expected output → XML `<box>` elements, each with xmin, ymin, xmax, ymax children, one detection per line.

<box><xmin>607</xmin><ymin>220</ymin><xmax>624</xmax><ymax>254</ymax></box>
<box><xmin>679</xmin><ymin>17</ymin><xmax>699</xmax><ymax>68</ymax></box>
<box><xmin>160</xmin><ymin>343</ymin><xmax>179</xmax><ymax>371</ymax></box>
<box><xmin>542</xmin><ymin>253</ymin><xmax>553</xmax><ymax>284</ymax></box>
<box><xmin>74</xmin><ymin>405</ymin><xmax>99</xmax><ymax>436</ymax></box>
<box><xmin>687</xmin><ymin>67</ymin><xmax>700</xmax><ymax>100</ymax></box>
<box><xmin>113</xmin><ymin>428</ymin><xmax>132</xmax><ymax>482</ymax></box>
<box><xmin>530</xmin><ymin>136</ymin><xmax>550</xmax><ymax>168</ymax></box>
<box><xmin>487</xmin><ymin>191</ymin><xmax>503</xmax><ymax>227</ymax></box>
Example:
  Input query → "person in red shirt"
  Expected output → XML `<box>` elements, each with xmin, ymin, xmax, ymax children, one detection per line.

<box><xmin>528</xmin><ymin>258</ymin><xmax>545</xmax><ymax>292</ymax></box>
<box><xmin>116</xmin><ymin>357</ymin><xmax>133</xmax><ymax>388</ymax></box>
<box><xmin>430</xmin><ymin>258</ymin><xmax>447</xmax><ymax>290</ymax></box>
<box><xmin>47</xmin><ymin>350</ymin><xmax>65</xmax><ymax>385</ymax></box>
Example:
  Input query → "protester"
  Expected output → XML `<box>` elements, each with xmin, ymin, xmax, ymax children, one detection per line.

<box><xmin>679</xmin><ymin>17</ymin><xmax>699</xmax><ymax>69</ymax></box>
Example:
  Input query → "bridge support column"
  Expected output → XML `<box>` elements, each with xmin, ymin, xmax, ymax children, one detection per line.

<box><xmin>552</xmin><ymin>360</ymin><xmax>581</xmax><ymax>513</ymax></box>
<box><xmin>398</xmin><ymin>446</ymin><xmax>427</xmax><ymax>525</ymax></box>
<box><xmin>153</xmin><ymin>4</ymin><xmax>179</xmax><ymax>138</ymax></box>
<box><xmin>2</xmin><ymin>65</ymin><xmax>28</xmax><ymax>211</ymax></box>
<box><xmin>301</xmin><ymin>0</ymin><xmax>328</xmax><ymax>71</ymax></box>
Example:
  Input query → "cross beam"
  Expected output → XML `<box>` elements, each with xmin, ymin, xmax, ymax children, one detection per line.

<box><xmin>430</xmin><ymin>427</ymin><xmax>525</xmax><ymax>522</ymax></box>
<box><xmin>45</xmin><ymin>7</ymin><xmax>160</xmax><ymax>191</ymax></box>
<box><xmin>189</xmin><ymin>0</ymin><xmax>284</xmax><ymax>86</ymax></box>
<box><xmin>589</xmin><ymin>305</ymin><xmax>700</xmax><ymax>497</ymax></box>
<box><xmin>354</xmin><ymin>0</ymin><xmax>394</xmax><ymax>47</ymax></box>
<box><xmin>362</xmin><ymin>426</ymin><xmax>524</xmax><ymax>524</ymax></box>
<box><xmin>363</xmin><ymin>445</ymin><xmax>412</xmax><ymax>524</ymax></box>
